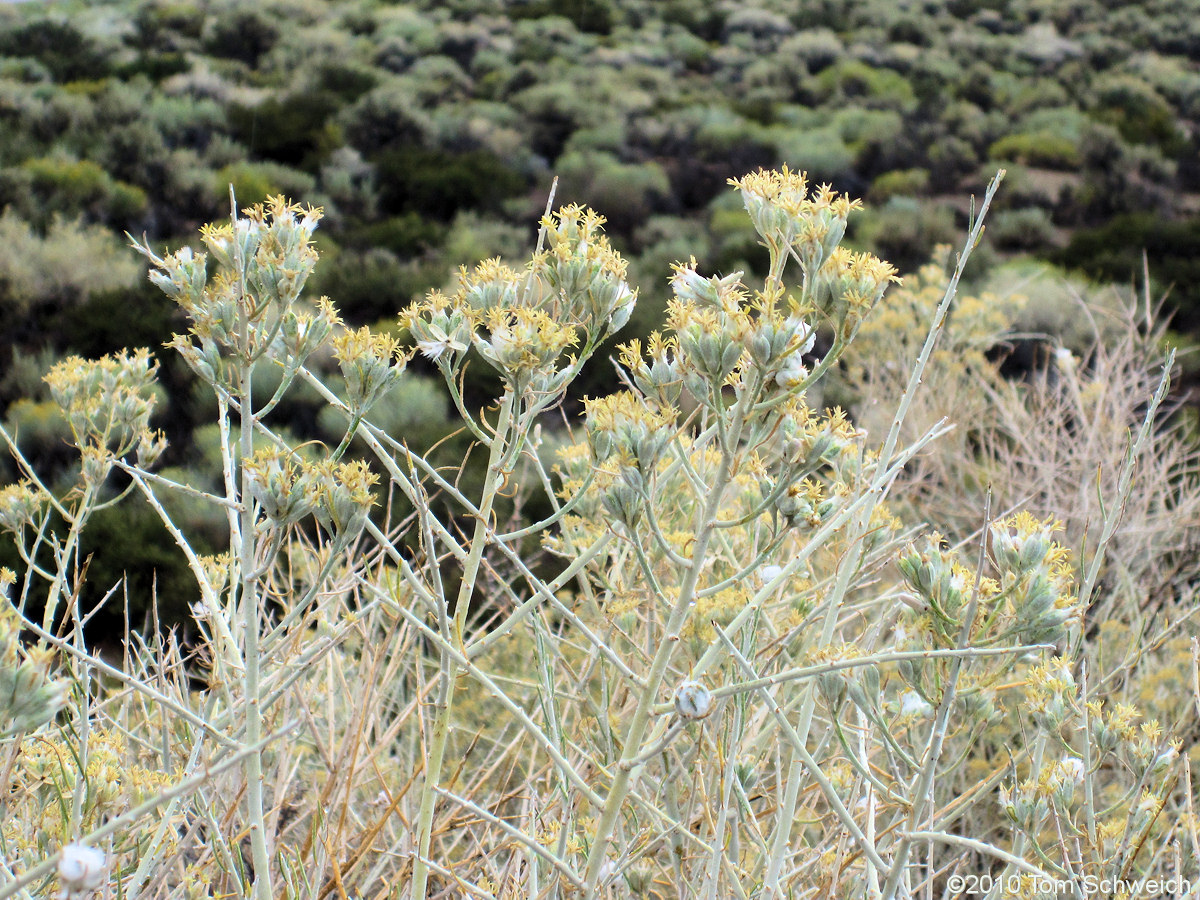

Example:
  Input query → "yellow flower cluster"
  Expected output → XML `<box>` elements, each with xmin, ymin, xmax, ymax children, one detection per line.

<box><xmin>331</xmin><ymin>324</ymin><xmax>409</xmax><ymax>415</ymax></box>
<box><xmin>3</xmin><ymin>727</ymin><xmax>181</xmax><ymax>859</ymax></box>
<box><xmin>535</xmin><ymin>204</ymin><xmax>636</xmax><ymax>334</ymax></box>
<box><xmin>728</xmin><ymin>167</ymin><xmax>861</xmax><ymax>276</ymax></box>
<box><xmin>244</xmin><ymin>448</ymin><xmax>378</xmax><ymax>541</ymax></box>
<box><xmin>43</xmin><ymin>349</ymin><xmax>165</xmax><ymax>478</ymax></box>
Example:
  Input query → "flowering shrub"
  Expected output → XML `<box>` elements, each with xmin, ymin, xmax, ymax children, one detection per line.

<box><xmin>0</xmin><ymin>170</ymin><xmax>1197</xmax><ymax>900</ymax></box>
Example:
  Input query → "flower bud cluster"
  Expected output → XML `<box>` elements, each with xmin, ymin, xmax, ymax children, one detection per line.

<box><xmin>843</xmin><ymin>663</ymin><xmax>882</xmax><ymax>715</ymax></box>
<box><xmin>898</xmin><ymin>513</ymin><xmax>1078</xmax><ymax>651</ymax></box>
<box><xmin>201</xmin><ymin>199</ymin><xmax>320</xmax><ymax>306</ymax></box>
<box><xmin>771</xmin><ymin>478</ymin><xmax>838</xmax><ymax>530</ymax></box>
<box><xmin>1087</xmin><ymin>700</ymin><xmax>1138</xmax><ymax>755</ymax></box>
<box><xmin>583</xmin><ymin>392</ymin><xmax>676</xmax><ymax>528</ymax></box>
<box><xmin>43</xmin><ymin>349</ymin><xmax>165</xmax><ymax>479</ymax></box>
<box><xmin>999</xmin><ymin>781</ymin><xmax>1048</xmax><ymax>831</ymax></box>
<box><xmin>244</xmin><ymin>450</ymin><xmax>378</xmax><ymax>544</ymax></box>
<box><xmin>272</xmin><ymin>296</ymin><xmax>340</xmax><ymax>369</ymax></box>
<box><xmin>774</xmin><ymin>403</ymin><xmax>859</xmax><ymax>477</ymax></box>
<box><xmin>244</xmin><ymin>450</ymin><xmax>320</xmax><ymax>527</ymax></box>
<box><xmin>990</xmin><ymin>512</ymin><xmax>1079</xmax><ymax>646</ymax></box>
<box><xmin>458</xmin><ymin>257</ymin><xmax>523</xmax><ymax>315</ymax></box>
<box><xmin>399</xmin><ymin>209</ymin><xmax>635</xmax><ymax>398</ymax></box>
<box><xmin>140</xmin><ymin>196</ymin><xmax>329</xmax><ymax>385</ymax></box>
<box><xmin>666</xmin><ymin>262</ymin><xmax>752</xmax><ymax>393</ymax></box>
<box><xmin>810</xmin><ymin>247</ymin><xmax>900</xmax><ymax>341</ymax></box>
<box><xmin>897</xmin><ymin>538</ymin><xmax>988</xmax><ymax>646</ymax></box>
<box><xmin>585</xmin><ymin>392</ymin><xmax>675</xmax><ymax>472</ymax></box>
<box><xmin>535</xmin><ymin>204</ymin><xmax>636</xmax><ymax>337</ymax></box>
<box><xmin>752</xmin><ymin>310</ymin><xmax>815</xmax><ymax>389</ymax></box>
<box><xmin>646</xmin><ymin>263</ymin><xmax>821</xmax><ymax>411</ymax></box>
<box><xmin>401</xmin><ymin>290</ymin><xmax>474</xmax><ymax>368</ymax></box>
<box><xmin>473</xmin><ymin>306</ymin><xmax>579</xmax><ymax>392</ymax></box>
<box><xmin>956</xmin><ymin>684</ymin><xmax>1001</xmax><ymax>726</ymax></box>
<box><xmin>1043</xmin><ymin>755</ymin><xmax>1086</xmax><ymax>807</ymax></box>
<box><xmin>1024</xmin><ymin>657</ymin><xmax>1077</xmax><ymax>732</ymax></box>
<box><xmin>728</xmin><ymin>167</ymin><xmax>897</xmax><ymax>342</ymax></box>
<box><xmin>1120</xmin><ymin>718</ymin><xmax>1179</xmax><ymax>780</ymax></box>
<box><xmin>9</xmin><ymin>726</ymin><xmax>179</xmax><ymax>866</ymax></box>
<box><xmin>1130</xmin><ymin>789</ymin><xmax>1166</xmax><ymax>834</ymax></box>
<box><xmin>1003</xmin><ymin>754</ymin><xmax>1086</xmax><ymax>826</ymax></box>
<box><xmin>310</xmin><ymin>459</ymin><xmax>379</xmax><ymax>542</ymax></box>
<box><xmin>0</xmin><ymin>602</ymin><xmax>67</xmax><ymax>737</ymax></box>
<box><xmin>332</xmin><ymin>326</ymin><xmax>409</xmax><ymax>417</ymax></box>
<box><xmin>617</xmin><ymin>334</ymin><xmax>682</xmax><ymax>409</ymax></box>
<box><xmin>0</xmin><ymin>482</ymin><xmax>47</xmax><ymax>535</ymax></box>
<box><xmin>728</xmin><ymin>167</ymin><xmax>859</xmax><ymax>276</ymax></box>
<box><xmin>805</xmin><ymin>645</ymin><xmax>861</xmax><ymax>713</ymax></box>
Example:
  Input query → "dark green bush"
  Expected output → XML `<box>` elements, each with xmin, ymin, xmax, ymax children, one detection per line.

<box><xmin>373</xmin><ymin>146</ymin><xmax>526</xmax><ymax>221</ymax></box>
<box><xmin>987</xmin><ymin>131</ymin><xmax>1082</xmax><ymax>169</ymax></box>
<box><xmin>342</xmin><ymin>213</ymin><xmax>446</xmax><ymax>258</ymax></box>
<box><xmin>340</xmin><ymin>81</ymin><xmax>433</xmax><ymax>154</ymax></box>
<box><xmin>812</xmin><ymin>59</ymin><xmax>917</xmax><ymax>113</ymax></box>
<box><xmin>0</xmin><ymin>19</ymin><xmax>110</xmax><ymax>82</ymax></box>
<box><xmin>201</xmin><ymin>7</ymin><xmax>280</xmax><ymax>68</ymax></box>
<box><xmin>853</xmin><ymin>196</ymin><xmax>958</xmax><ymax>276</ymax></box>
<box><xmin>15</xmin><ymin>156</ymin><xmax>147</xmax><ymax>229</ymax></box>
<box><xmin>228</xmin><ymin>92</ymin><xmax>344</xmax><ymax>169</ymax></box>
<box><xmin>53</xmin><ymin>283</ymin><xmax>176</xmax><ymax>360</ymax></box>
<box><xmin>133</xmin><ymin>0</ymin><xmax>206</xmax><ymax>52</ymax></box>
<box><xmin>1089</xmin><ymin>73</ymin><xmax>1187</xmax><ymax>156</ymax></box>
<box><xmin>508</xmin><ymin>0</ymin><xmax>616</xmax><ymax>35</ymax></box>
<box><xmin>870</xmin><ymin>167</ymin><xmax>931</xmax><ymax>202</ymax></box>
<box><xmin>76</xmin><ymin>500</ymin><xmax>208</xmax><ymax>631</ymax></box>
<box><xmin>211</xmin><ymin>160</ymin><xmax>316</xmax><ymax>207</ymax></box>
<box><xmin>554</xmin><ymin>151</ymin><xmax>673</xmax><ymax>235</ymax></box>
<box><xmin>310</xmin><ymin>246</ymin><xmax>444</xmax><ymax>323</ymax></box>
<box><xmin>988</xmin><ymin>207</ymin><xmax>1057</xmax><ymax>252</ymax></box>
<box><xmin>116</xmin><ymin>51</ymin><xmax>192</xmax><ymax>81</ymax></box>
<box><xmin>1055</xmin><ymin>213</ymin><xmax>1200</xmax><ymax>330</ymax></box>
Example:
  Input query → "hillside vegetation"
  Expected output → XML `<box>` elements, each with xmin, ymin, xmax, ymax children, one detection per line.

<box><xmin>3</xmin><ymin>0</ymin><xmax>1200</xmax><ymax>620</ymax></box>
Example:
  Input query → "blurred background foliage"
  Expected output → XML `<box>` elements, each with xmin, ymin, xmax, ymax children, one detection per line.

<box><xmin>2</xmin><ymin>0</ymin><xmax>1200</xmax><ymax>631</ymax></box>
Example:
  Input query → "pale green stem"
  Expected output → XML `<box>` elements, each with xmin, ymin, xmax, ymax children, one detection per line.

<box><xmin>410</xmin><ymin>390</ymin><xmax>515</xmax><ymax>900</ymax></box>
<box><xmin>765</xmin><ymin>178</ymin><xmax>1000</xmax><ymax>893</ymax></box>
<box><xmin>232</xmin><ymin>193</ymin><xmax>273</xmax><ymax>900</ymax></box>
<box><xmin>902</xmin><ymin>831</ymin><xmax>1056</xmax><ymax>880</ymax></box>
<box><xmin>688</xmin><ymin>418</ymin><xmax>953</xmax><ymax>685</ymax></box>
<box><xmin>657</xmin><ymin>645</ymin><xmax>1047</xmax><ymax>711</ymax></box>
<box><xmin>582</xmin><ymin>378</ymin><xmax>756</xmax><ymax>895</ymax></box>
<box><xmin>0</xmin><ymin>423</ymin><xmax>70</xmax><ymax>521</ymax></box>
<box><xmin>880</xmin><ymin>498</ymin><xmax>991</xmax><ymax>900</ymax></box>
<box><xmin>123</xmin><ymin>736</ymin><xmax>210</xmax><ymax>898</ymax></box>
<box><xmin>41</xmin><ymin>484</ymin><xmax>94</xmax><ymax>631</ymax></box>
<box><xmin>1080</xmin><ymin>661</ymin><xmax>1099</xmax><ymax>860</ymax></box>
<box><xmin>717</xmin><ymin>625</ymin><xmax>893</xmax><ymax>876</ymax></box>
<box><xmin>121</xmin><ymin>468</ymin><xmax>241</xmax><ymax>680</ymax></box>
<box><xmin>1074</xmin><ymin>350</ymin><xmax>1173</xmax><ymax>623</ymax></box>
<box><xmin>701</xmin><ymin>691</ymin><xmax>746</xmax><ymax>900</ymax></box>
<box><xmin>18</xmin><ymin>614</ymin><xmax>240</xmax><ymax>749</ymax></box>
<box><xmin>115</xmin><ymin>461</ymin><xmax>243</xmax><ymax>510</ymax></box>
<box><xmin>764</xmin><ymin>440</ymin><xmax>900</xmax><ymax>893</ymax></box>
<box><xmin>877</xmin><ymin>170</ymin><xmax>1004</xmax><ymax>474</ymax></box>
